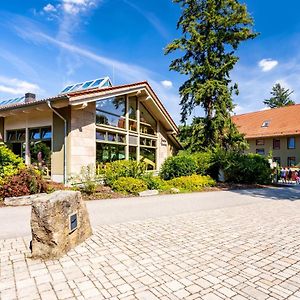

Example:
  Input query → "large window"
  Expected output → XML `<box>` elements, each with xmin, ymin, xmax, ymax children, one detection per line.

<box><xmin>256</xmin><ymin>139</ymin><xmax>264</xmax><ymax>146</ymax></box>
<box><xmin>96</xmin><ymin>97</ymin><xmax>126</xmax><ymax>129</ymax></box>
<box><xmin>6</xmin><ymin>129</ymin><xmax>26</xmax><ymax>158</ymax></box>
<box><xmin>140</xmin><ymin>147</ymin><xmax>156</xmax><ymax>170</ymax></box>
<box><xmin>256</xmin><ymin>149</ymin><xmax>265</xmax><ymax>155</ymax></box>
<box><xmin>29</xmin><ymin>126</ymin><xmax>52</xmax><ymax>175</ymax></box>
<box><xmin>140</xmin><ymin>103</ymin><xmax>156</xmax><ymax>135</ymax></box>
<box><xmin>96</xmin><ymin>144</ymin><xmax>125</xmax><ymax>163</ymax></box>
<box><xmin>287</xmin><ymin>137</ymin><xmax>296</xmax><ymax>149</ymax></box>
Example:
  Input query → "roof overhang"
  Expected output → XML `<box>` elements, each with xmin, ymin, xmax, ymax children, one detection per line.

<box><xmin>0</xmin><ymin>96</ymin><xmax>69</xmax><ymax>117</ymax></box>
<box><xmin>68</xmin><ymin>82</ymin><xmax>179</xmax><ymax>135</ymax></box>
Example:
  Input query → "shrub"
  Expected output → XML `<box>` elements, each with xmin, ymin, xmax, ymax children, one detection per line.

<box><xmin>191</xmin><ymin>152</ymin><xmax>213</xmax><ymax>175</ymax></box>
<box><xmin>0</xmin><ymin>145</ymin><xmax>24</xmax><ymax>179</ymax></box>
<box><xmin>169</xmin><ymin>174</ymin><xmax>215</xmax><ymax>192</ymax></box>
<box><xmin>142</xmin><ymin>173</ymin><xmax>171</xmax><ymax>191</ymax></box>
<box><xmin>79</xmin><ymin>165</ymin><xmax>96</xmax><ymax>195</ymax></box>
<box><xmin>0</xmin><ymin>167</ymin><xmax>48</xmax><ymax>199</ymax></box>
<box><xmin>111</xmin><ymin>177</ymin><xmax>147</xmax><ymax>195</ymax></box>
<box><xmin>160</xmin><ymin>155</ymin><xmax>197</xmax><ymax>180</ymax></box>
<box><xmin>104</xmin><ymin>160</ymin><xmax>147</xmax><ymax>186</ymax></box>
<box><xmin>223</xmin><ymin>153</ymin><xmax>272</xmax><ymax>184</ymax></box>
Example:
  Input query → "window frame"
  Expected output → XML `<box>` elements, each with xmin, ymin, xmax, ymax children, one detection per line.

<box><xmin>273</xmin><ymin>138</ymin><xmax>280</xmax><ymax>150</ymax></box>
<box><xmin>287</xmin><ymin>136</ymin><xmax>296</xmax><ymax>149</ymax></box>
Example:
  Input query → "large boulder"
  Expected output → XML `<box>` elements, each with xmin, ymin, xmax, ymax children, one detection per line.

<box><xmin>31</xmin><ymin>190</ymin><xmax>92</xmax><ymax>259</ymax></box>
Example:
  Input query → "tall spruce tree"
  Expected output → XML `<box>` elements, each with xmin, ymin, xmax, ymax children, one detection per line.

<box><xmin>263</xmin><ymin>83</ymin><xmax>295</xmax><ymax>108</ymax></box>
<box><xmin>165</xmin><ymin>0</ymin><xmax>258</xmax><ymax>151</ymax></box>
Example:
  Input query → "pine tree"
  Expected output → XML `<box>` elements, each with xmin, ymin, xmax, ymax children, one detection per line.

<box><xmin>263</xmin><ymin>83</ymin><xmax>295</xmax><ymax>108</ymax></box>
<box><xmin>165</xmin><ymin>0</ymin><xmax>258</xmax><ymax>150</ymax></box>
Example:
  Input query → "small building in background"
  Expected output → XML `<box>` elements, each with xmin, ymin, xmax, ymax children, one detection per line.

<box><xmin>232</xmin><ymin>105</ymin><xmax>300</xmax><ymax>168</ymax></box>
<box><xmin>0</xmin><ymin>78</ymin><xmax>181</xmax><ymax>183</ymax></box>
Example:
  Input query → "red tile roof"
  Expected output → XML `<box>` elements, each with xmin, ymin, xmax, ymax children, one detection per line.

<box><xmin>232</xmin><ymin>104</ymin><xmax>300</xmax><ymax>138</ymax></box>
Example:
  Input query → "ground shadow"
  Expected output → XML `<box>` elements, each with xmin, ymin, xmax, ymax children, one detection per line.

<box><xmin>230</xmin><ymin>185</ymin><xmax>300</xmax><ymax>201</ymax></box>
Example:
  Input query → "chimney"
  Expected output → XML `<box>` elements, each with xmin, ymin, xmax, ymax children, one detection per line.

<box><xmin>25</xmin><ymin>93</ymin><xmax>36</xmax><ymax>103</ymax></box>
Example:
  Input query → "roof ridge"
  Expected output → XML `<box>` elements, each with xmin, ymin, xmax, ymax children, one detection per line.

<box><xmin>233</xmin><ymin>103</ymin><xmax>300</xmax><ymax>118</ymax></box>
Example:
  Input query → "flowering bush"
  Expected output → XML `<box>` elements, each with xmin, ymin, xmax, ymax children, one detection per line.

<box><xmin>168</xmin><ymin>174</ymin><xmax>216</xmax><ymax>192</ymax></box>
<box><xmin>111</xmin><ymin>177</ymin><xmax>147</xmax><ymax>195</ymax></box>
<box><xmin>0</xmin><ymin>167</ymin><xmax>48</xmax><ymax>199</ymax></box>
<box><xmin>0</xmin><ymin>145</ymin><xmax>24</xmax><ymax>181</ymax></box>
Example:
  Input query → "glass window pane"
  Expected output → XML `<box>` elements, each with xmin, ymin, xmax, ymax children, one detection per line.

<box><xmin>96</xmin><ymin>97</ymin><xmax>126</xmax><ymax>116</ymax></box>
<box><xmin>288</xmin><ymin>137</ymin><xmax>295</xmax><ymax>149</ymax></box>
<box><xmin>7</xmin><ymin>130</ymin><xmax>16</xmax><ymax>141</ymax></box>
<box><xmin>16</xmin><ymin>130</ymin><xmax>26</xmax><ymax>141</ymax></box>
<box><xmin>140</xmin><ymin>103</ymin><xmax>156</xmax><ymax>135</ymax></box>
<box><xmin>29</xmin><ymin>128</ymin><xmax>41</xmax><ymax>140</ymax></box>
<box><xmin>129</xmin><ymin>120</ymin><xmax>137</xmax><ymax>131</ymax></box>
<box><xmin>96</xmin><ymin>143</ymin><xmax>125</xmax><ymax>163</ymax></box>
<box><xmin>288</xmin><ymin>157</ymin><xmax>296</xmax><ymax>167</ymax></box>
<box><xmin>82</xmin><ymin>81</ymin><xmax>94</xmax><ymax>89</ymax></box>
<box><xmin>256</xmin><ymin>149</ymin><xmax>265</xmax><ymax>155</ymax></box>
<box><xmin>90</xmin><ymin>79</ymin><xmax>102</xmax><ymax>88</ymax></box>
<box><xmin>140</xmin><ymin>147</ymin><xmax>156</xmax><ymax>170</ymax></box>
<box><xmin>129</xmin><ymin>146</ymin><xmax>137</xmax><ymax>161</ymax></box>
<box><xmin>117</xmin><ymin>134</ymin><xmax>126</xmax><ymax>143</ymax></box>
<box><xmin>128</xmin><ymin>97</ymin><xmax>137</xmax><ymax>120</ymax></box>
<box><xmin>108</xmin><ymin>133</ymin><xmax>117</xmax><ymax>142</ymax></box>
<box><xmin>69</xmin><ymin>83</ymin><xmax>83</xmax><ymax>92</ymax></box>
<box><xmin>273</xmin><ymin>139</ymin><xmax>280</xmax><ymax>150</ymax></box>
<box><xmin>96</xmin><ymin>111</ymin><xmax>126</xmax><ymax>129</ymax></box>
<box><xmin>96</xmin><ymin>130</ymin><xmax>106</xmax><ymax>141</ymax></box>
<box><xmin>41</xmin><ymin>127</ymin><xmax>51</xmax><ymax>140</ymax></box>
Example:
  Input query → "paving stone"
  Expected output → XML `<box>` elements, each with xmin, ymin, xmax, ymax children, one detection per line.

<box><xmin>1</xmin><ymin>200</ymin><xmax>300</xmax><ymax>300</ymax></box>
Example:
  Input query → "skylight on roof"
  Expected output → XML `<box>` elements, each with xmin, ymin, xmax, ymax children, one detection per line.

<box><xmin>0</xmin><ymin>96</ymin><xmax>25</xmax><ymax>107</ymax></box>
<box><xmin>261</xmin><ymin>120</ymin><xmax>270</xmax><ymax>128</ymax></box>
<box><xmin>60</xmin><ymin>77</ymin><xmax>112</xmax><ymax>94</ymax></box>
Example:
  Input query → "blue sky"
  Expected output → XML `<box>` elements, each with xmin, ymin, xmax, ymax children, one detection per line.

<box><xmin>1</xmin><ymin>0</ymin><xmax>300</xmax><ymax>124</ymax></box>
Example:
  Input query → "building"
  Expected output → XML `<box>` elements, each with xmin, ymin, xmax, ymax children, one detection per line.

<box><xmin>232</xmin><ymin>104</ymin><xmax>300</xmax><ymax>167</ymax></box>
<box><xmin>0</xmin><ymin>78</ymin><xmax>181</xmax><ymax>183</ymax></box>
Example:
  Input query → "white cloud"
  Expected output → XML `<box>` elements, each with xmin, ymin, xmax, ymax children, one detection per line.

<box><xmin>62</xmin><ymin>0</ymin><xmax>97</xmax><ymax>15</ymax></box>
<box><xmin>161</xmin><ymin>80</ymin><xmax>173</xmax><ymax>89</ymax></box>
<box><xmin>0</xmin><ymin>76</ymin><xmax>40</xmax><ymax>95</ymax></box>
<box><xmin>258</xmin><ymin>58</ymin><xmax>278</xmax><ymax>72</ymax></box>
<box><xmin>43</xmin><ymin>3</ymin><xmax>57</xmax><ymax>12</ymax></box>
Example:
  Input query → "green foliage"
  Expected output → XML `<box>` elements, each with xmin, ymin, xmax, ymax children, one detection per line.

<box><xmin>104</xmin><ymin>160</ymin><xmax>147</xmax><ymax>186</ymax></box>
<box><xmin>30</xmin><ymin>142</ymin><xmax>51</xmax><ymax>165</ymax></box>
<box><xmin>79</xmin><ymin>165</ymin><xmax>96</xmax><ymax>195</ymax></box>
<box><xmin>159</xmin><ymin>154</ymin><xmax>197</xmax><ymax>180</ymax></box>
<box><xmin>0</xmin><ymin>167</ymin><xmax>48</xmax><ymax>199</ymax></box>
<box><xmin>191</xmin><ymin>152</ymin><xmax>213</xmax><ymax>175</ymax></box>
<box><xmin>169</xmin><ymin>175</ymin><xmax>216</xmax><ymax>192</ymax></box>
<box><xmin>111</xmin><ymin>177</ymin><xmax>147</xmax><ymax>195</ymax></box>
<box><xmin>165</xmin><ymin>0</ymin><xmax>258</xmax><ymax>151</ymax></box>
<box><xmin>142</xmin><ymin>173</ymin><xmax>171</xmax><ymax>191</ymax></box>
<box><xmin>0</xmin><ymin>145</ymin><xmax>24</xmax><ymax>180</ymax></box>
<box><xmin>212</xmin><ymin>149</ymin><xmax>272</xmax><ymax>184</ymax></box>
<box><xmin>264</xmin><ymin>83</ymin><xmax>295</xmax><ymax>108</ymax></box>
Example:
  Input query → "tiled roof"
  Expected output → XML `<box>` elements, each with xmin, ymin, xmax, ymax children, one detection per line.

<box><xmin>0</xmin><ymin>95</ymin><xmax>68</xmax><ymax>111</ymax></box>
<box><xmin>0</xmin><ymin>81</ymin><xmax>178</xmax><ymax>134</ymax></box>
<box><xmin>67</xmin><ymin>81</ymin><xmax>179</xmax><ymax>133</ymax></box>
<box><xmin>232</xmin><ymin>104</ymin><xmax>300</xmax><ymax>138</ymax></box>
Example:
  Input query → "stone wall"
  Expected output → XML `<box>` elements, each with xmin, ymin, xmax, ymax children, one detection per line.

<box><xmin>68</xmin><ymin>103</ymin><xmax>96</xmax><ymax>176</ymax></box>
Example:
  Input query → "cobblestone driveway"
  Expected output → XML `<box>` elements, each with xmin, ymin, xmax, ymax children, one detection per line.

<box><xmin>1</xmin><ymin>200</ymin><xmax>300</xmax><ymax>300</ymax></box>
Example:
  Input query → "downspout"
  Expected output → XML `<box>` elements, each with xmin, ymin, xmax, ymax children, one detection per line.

<box><xmin>47</xmin><ymin>101</ymin><xmax>67</xmax><ymax>184</ymax></box>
